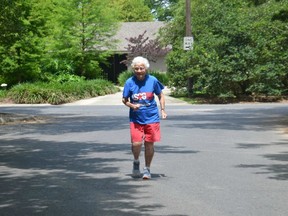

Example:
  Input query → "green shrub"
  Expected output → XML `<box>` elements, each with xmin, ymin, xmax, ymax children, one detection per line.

<box><xmin>118</xmin><ymin>70</ymin><xmax>133</xmax><ymax>86</ymax></box>
<box><xmin>7</xmin><ymin>79</ymin><xmax>119</xmax><ymax>105</ymax></box>
<box><xmin>0</xmin><ymin>90</ymin><xmax>8</xmax><ymax>101</ymax></box>
<box><xmin>42</xmin><ymin>72</ymin><xmax>85</xmax><ymax>83</ymax></box>
<box><xmin>163</xmin><ymin>0</ymin><xmax>288</xmax><ymax>99</ymax></box>
<box><xmin>150</xmin><ymin>70</ymin><xmax>169</xmax><ymax>86</ymax></box>
<box><xmin>118</xmin><ymin>70</ymin><xmax>169</xmax><ymax>86</ymax></box>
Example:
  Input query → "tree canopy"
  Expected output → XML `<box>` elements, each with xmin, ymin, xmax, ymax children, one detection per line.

<box><xmin>43</xmin><ymin>0</ymin><xmax>119</xmax><ymax>79</ymax></box>
<box><xmin>144</xmin><ymin>0</ymin><xmax>179</xmax><ymax>21</ymax></box>
<box><xmin>0</xmin><ymin>0</ymin><xmax>46</xmax><ymax>84</ymax></box>
<box><xmin>0</xmin><ymin>0</ymin><xmax>152</xmax><ymax>85</ymax></box>
<box><xmin>1</xmin><ymin>0</ymin><xmax>287</xmax><ymax>100</ymax></box>
<box><xmin>162</xmin><ymin>0</ymin><xmax>288</xmax><ymax>98</ymax></box>
<box><xmin>111</xmin><ymin>0</ymin><xmax>153</xmax><ymax>22</ymax></box>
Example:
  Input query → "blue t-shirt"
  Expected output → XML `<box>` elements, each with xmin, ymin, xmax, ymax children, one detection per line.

<box><xmin>123</xmin><ymin>74</ymin><xmax>164</xmax><ymax>124</ymax></box>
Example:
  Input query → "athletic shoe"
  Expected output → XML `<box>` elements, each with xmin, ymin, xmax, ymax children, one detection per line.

<box><xmin>132</xmin><ymin>161</ymin><xmax>141</xmax><ymax>177</ymax></box>
<box><xmin>142</xmin><ymin>167</ymin><xmax>151</xmax><ymax>180</ymax></box>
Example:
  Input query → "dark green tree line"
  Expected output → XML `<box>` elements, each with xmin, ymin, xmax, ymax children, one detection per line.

<box><xmin>42</xmin><ymin>0</ymin><xmax>119</xmax><ymax>79</ymax></box>
<box><xmin>111</xmin><ymin>0</ymin><xmax>153</xmax><ymax>21</ymax></box>
<box><xmin>0</xmin><ymin>0</ymin><xmax>47</xmax><ymax>85</ymax></box>
<box><xmin>144</xmin><ymin>0</ymin><xmax>179</xmax><ymax>21</ymax></box>
<box><xmin>0</xmin><ymin>0</ymin><xmax>154</xmax><ymax>86</ymax></box>
<box><xmin>162</xmin><ymin>0</ymin><xmax>288</xmax><ymax>98</ymax></box>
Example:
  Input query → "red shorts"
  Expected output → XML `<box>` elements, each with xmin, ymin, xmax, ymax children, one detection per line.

<box><xmin>130</xmin><ymin>122</ymin><xmax>161</xmax><ymax>143</ymax></box>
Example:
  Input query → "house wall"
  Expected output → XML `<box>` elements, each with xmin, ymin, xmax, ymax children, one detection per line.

<box><xmin>150</xmin><ymin>56</ymin><xmax>167</xmax><ymax>72</ymax></box>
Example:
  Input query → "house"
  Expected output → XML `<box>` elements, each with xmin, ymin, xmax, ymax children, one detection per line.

<box><xmin>103</xmin><ymin>22</ymin><xmax>167</xmax><ymax>83</ymax></box>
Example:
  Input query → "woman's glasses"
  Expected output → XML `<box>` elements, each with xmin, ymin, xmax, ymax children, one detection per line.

<box><xmin>134</xmin><ymin>67</ymin><xmax>145</xmax><ymax>71</ymax></box>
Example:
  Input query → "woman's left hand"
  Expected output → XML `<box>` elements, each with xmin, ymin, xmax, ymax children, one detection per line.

<box><xmin>161</xmin><ymin>110</ymin><xmax>167</xmax><ymax>119</ymax></box>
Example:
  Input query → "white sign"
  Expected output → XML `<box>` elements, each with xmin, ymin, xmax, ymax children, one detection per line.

<box><xmin>183</xmin><ymin>36</ymin><xmax>194</xmax><ymax>50</ymax></box>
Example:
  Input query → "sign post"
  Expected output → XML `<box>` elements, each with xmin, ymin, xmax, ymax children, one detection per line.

<box><xmin>183</xmin><ymin>36</ymin><xmax>194</xmax><ymax>50</ymax></box>
<box><xmin>185</xmin><ymin>0</ymin><xmax>193</xmax><ymax>97</ymax></box>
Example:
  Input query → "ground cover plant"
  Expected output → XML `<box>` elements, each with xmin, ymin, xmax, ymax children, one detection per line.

<box><xmin>2</xmin><ymin>79</ymin><xmax>119</xmax><ymax>105</ymax></box>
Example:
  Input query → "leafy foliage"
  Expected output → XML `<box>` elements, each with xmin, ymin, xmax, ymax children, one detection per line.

<box><xmin>0</xmin><ymin>0</ymin><xmax>123</xmax><ymax>86</ymax></box>
<box><xmin>43</xmin><ymin>0</ymin><xmax>119</xmax><ymax>79</ymax></box>
<box><xmin>0</xmin><ymin>0</ymin><xmax>171</xmax><ymax>89</ymax></box>
<box><xmin>41</xmin><ymin>72</ymin><xmax>86</xmax><ymax>83</ymax></box>
<box><xmin>6</xmin><ymin>79</ymin><xmax>119</xmax><ymax>105</ymax></box>
<box><xmin>144</xmin><ymin>0</ymin><xmax>179</xmax><ymax>21</ymax></box>
<box><xmin>121</xmin><ymin>31</ymin><xmax>171</xmax><ymax>66</ymax></box>
<box><xmin>0</xmin><ymin>0</ymin><xmax>47</xmax><ymax>85</ymax></box>
<box><xmin>162</xmin><ymin>0</ymin><xmax>288</xmax><ymax>98</ymax></box>
<box><xmin>0</xmin><ymin>90</ymin><xmax>8</xmax><ymax>100</ymax></box>
<box><xmin>117</xmin><ymin>70</ymin><xmax>133</xmax><ymax>86</ymax></box>
<box><xmin>111</xmin><ymin>0</ymin><xmax>153</xmax><ymax>21</ymax></box>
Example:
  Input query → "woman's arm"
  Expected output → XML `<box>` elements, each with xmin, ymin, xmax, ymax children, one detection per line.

<box><xmin>122</xmin><ymin>97</ymin><xmax>140</xmax><ymax>111</ymax></box>
<box><xmin>157</xmin><ymin>92</ymin><xmax>167</xmax><ymax>119</ymax></box>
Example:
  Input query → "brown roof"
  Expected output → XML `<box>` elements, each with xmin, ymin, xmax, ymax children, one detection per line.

<box><xmin>113</xmin><ymin>22</ymin><xmax>165</xmax><ymax>52</ymax></box>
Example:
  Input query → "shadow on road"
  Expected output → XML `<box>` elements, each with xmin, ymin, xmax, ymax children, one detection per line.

<box><xmin>235</xmin><ymin>149</ymin><xmax>288</xmax><ymax>181</ymax></box>
<box><xmin>165</xmin><ymin>106</ymin><xmax>288</xmax><ymax>181</ymax></box>
<box><xmin>0</xmin><ymin>137</ymin><xmax>189</xmax><ymax>216</ymax></box>
<box><xmin>165</xmin><ymin>106</ymin><xmax>288</xmax><ymax>133</ymax></box>
<box><xmin>1</xmin><ymin>104</ymin><xmax>287</xmax><ymax>215</ymax></box>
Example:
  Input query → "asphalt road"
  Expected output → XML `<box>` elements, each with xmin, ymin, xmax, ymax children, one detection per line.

<box><xmin>0</xmin><ymin>93</ymin><xmax>288</xmax><ymax>216</ymax></box>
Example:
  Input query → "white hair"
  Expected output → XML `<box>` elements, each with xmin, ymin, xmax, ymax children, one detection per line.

<box><xmin>131</xmin><ymin>56</ymin><xmax>150</xmax><ymax>69</ymax></box>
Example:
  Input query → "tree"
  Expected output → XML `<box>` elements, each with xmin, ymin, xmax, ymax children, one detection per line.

<box><xmin>43</xmin><ymin>0</ymin><xmax>119</xmax><ymax>79</ymax></box>
<box><xmin>162</xmin><ymin>0</ymin><xmax>288</xmax><ymax>98</ymax></box>
<box><xmin>121</xmin><ymin>31</ymin><xmax>171</xmax><ymax>66</ymax></box>
<box><xmin>0</xmin><ymin>0</ymin><xmax>163</xmax><ymax>85</ymax></box>
<box><xmin>144</xmin><ymin>0</ymin><xmax>179</xmax><ymax>21</ymax></box>
<box><xmin>111</xmin><ymin>0</ymin><xmax>153</xmax><ymax>22</ymax></box>
<box><xmin>0</xmin><ymin>0</ymin><xmax>47</xmax><ymax>85</ymax></box>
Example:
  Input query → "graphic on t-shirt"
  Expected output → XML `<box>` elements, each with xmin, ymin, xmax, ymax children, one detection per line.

<box><xmin>132</xmin><ymin>92</ymin><xmax>154</xmax><ymax>102</ymax></box>
<box><xmin>132</xmin><ymin>93</ymin><xmax>146</xmax><ymax>101</ymax></box>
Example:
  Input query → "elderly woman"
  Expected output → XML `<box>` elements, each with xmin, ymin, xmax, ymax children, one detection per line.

<box><xmin>122</xmin><ymin>56</ymin><xmax>167</xmax><ymax>180</ymax></box>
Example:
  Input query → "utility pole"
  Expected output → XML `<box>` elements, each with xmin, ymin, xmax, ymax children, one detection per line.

<box><xmin>185</xmin><ymin>0</ymin><xmax>193</xmax><ymax>97</ymax></box>
<box><xmin>184</xmin><ymin>0</ymin><xmax>193</xmax><ymax>50</ymax></box>
<box><xmin>185</xmin><ymin>0</ymin><xmax>192</xmax><ymax>37</ymax></box>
